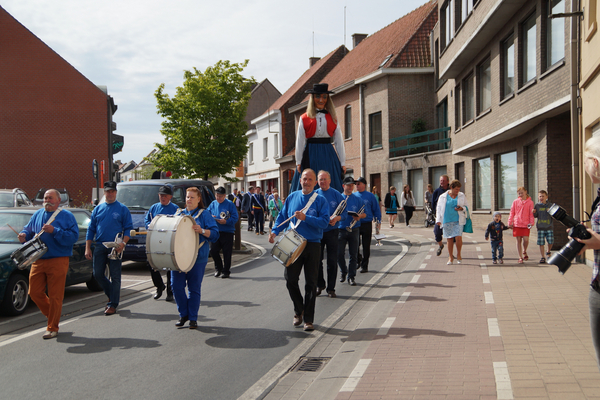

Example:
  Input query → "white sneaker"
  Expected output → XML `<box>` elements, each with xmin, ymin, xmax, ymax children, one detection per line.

<box><xmin>43</xmin><ymin>331</ymin><xmax>57</xmax><ymax>339</ymax></box>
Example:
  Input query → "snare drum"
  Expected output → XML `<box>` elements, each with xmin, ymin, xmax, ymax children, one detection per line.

<box><xmin>146</xmin><ymin>215</ymin><xmax>199</xmax><ymax>273</ymax></box>
<box><xmin>11</xmin><ymin>237</ymin><xmax>48</xmax><ymax>270</ymax></box>
<box><xmin>271</xmin><ymin>228</ymin><xmax>307</xmax><ymax>267</ymax></box>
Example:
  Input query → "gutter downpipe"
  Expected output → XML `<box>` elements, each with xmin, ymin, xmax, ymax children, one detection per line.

<box><xmin>571</xmin><ymin>0</ymin><xmax>581</xmax><ymax>221</ymax></box>
<box><xmin>359</xmin><ymin>84</ymin><xmax>366</xmax><ymax>177</ymax></box>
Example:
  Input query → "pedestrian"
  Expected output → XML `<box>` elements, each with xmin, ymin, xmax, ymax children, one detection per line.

<box><xmin>485</xmin><ymin>211</ymin><xmax>510</xmax><ymax>264</ymax></box>
<box><xmin>384</xmin><ymin>186</ymin><xmax>399</xmax><ymax>228</ymax></box>
<box><xmin>144</xmin><ymin>184</ymin><xmax>178</xmax><ymax>301</ymax></box>
<box><xmin>173</xmin><ymin>187</ymin><xmax>219</xmax><ymax>329</ymax></box>
<box><xmin>289</xmin><ymin>83</ymin><xmax>346</xmax><ymax>193</ymax></box>
<box><xmin>252</xmin><ymin>186</ymin><xmax>267</xmax><ymax>235</ymax></box>
<box><xmin>507</xmin><ymin>187</ymin><xmax>535</xmax><ymax>263</ymax></box>
<box><xmin>533</xmin><ymin>190</ymin><xmax>554</xmax><ymax>263</ymax></box>
<box><xmin>400</xmin><ymin>184</ymin><xmax>415</xmax><ymax>227</ymax></box>
<box><xmin>354</xmin><ymin>177</ymin><xmax>382</xmax><ymax>273</ymax></box>
<box><xmin>268</xmin><ymin>190</ymin><xmax>283</xmax><ymax>231</ymax></box>
<box><xmin>316</xmin><ymin>170</ymin><xmax>346</xmax><ymax>298</ymax></box>
<box><xmin>241</xmin><ymin>186</ymin><xmax>254</xmax><ymax>231</ymax></box>
<box><xmin>569</xmin><ymin>135</ymin><xmax>600</xmax><ymax>372</ymax></box>
<box><xmin>18</xmin><ymin>189</ymin><xmax>79</xmax><ymax>339</ymax></box>
<box><xmin>425</xmin><ymin>184</ymin><xmax>434</xmax><ymax>207</ymax></box>
<box><xmin>338</xmin><ymin>177</ymin><xmax>364</xmax><ymax>286</ymax></box>
<box><xmin>435</xmin><ymin>179</ymin><xmax>468</xmax><ymax>265</ymax></box>
<box><xmin>432</xmin><ymin>175</ymin><xmax>450</xmax><ymax>256</ymax></box>
<box><xmin>269</xmin><ymin>169</ymin><xmax>330</xmax><ymax>331</ymax></box>
<box><xmin>207</xmin><ymin>186</ymin><xmax>239</xmax><ymax>279</ymax></box>
<box><xmin>85</xmin><ymin>181</ymin><xmax>133</xmax><ymax>315</ymax></box>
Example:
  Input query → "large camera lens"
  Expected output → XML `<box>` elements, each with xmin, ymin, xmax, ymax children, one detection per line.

<box><xmin>547</xmin><ymin>225</ymin><xmax>590</xmax><ymax>274</ymax></box>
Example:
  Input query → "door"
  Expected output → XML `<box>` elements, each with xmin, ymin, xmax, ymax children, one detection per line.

<box><xmin>455</xmin><ymin>162</ymin><xmax>465</xmax><ymax>193</ymax></box>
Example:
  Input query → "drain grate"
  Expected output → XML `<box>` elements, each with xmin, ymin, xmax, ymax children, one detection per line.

<box><xmin>290</xmin><ymin>357</ymin><xmax>331</xmax><ymax>373</ymax></box>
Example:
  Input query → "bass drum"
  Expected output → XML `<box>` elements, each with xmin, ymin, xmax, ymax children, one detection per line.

<box><xmin>146</xmin><ymin>215</ymin><xmax>199</xmax><ymax>273</ymax></box>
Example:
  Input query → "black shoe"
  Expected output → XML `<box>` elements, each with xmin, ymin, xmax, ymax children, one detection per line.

<box><xmin>349</xmin><ymin>278</ymin><xmax>356</xmax><ymax>286</ymax></box>
<box><xmin>153</xmin><ymin>285</ymin><xmax>165</xmax><ymax>300</ymax></box>
<box><xmin>189</xmin><ymin>320</ymin><xmax>198</xmax><ymax>329</ymax></box>
<box><xmin>221</xmin><ymin>273</ymin><xmax>230</xmax><ymax>279</ymax></box>
<box><xmin>339</xmin><ymin>273</ymin><xmax>346</xmax><ymax>283</ymax></box>
<box><xmin>359</xmin><ymin>268</ymin><xmax>368</xmax><ymax>273</ymax></box>
<box><xmin>316</xmin><ymin>287</ymin><xmax>323</xmax><ymax>296</ymax></box>
<box><xmin>214</xmin><ymin>270</ymin><xmax>222</xmax><ymax>278</ymax></box>
<box><xmin>165</xmin><ymin>292</ymin><xmax>174</xmax><ymax>302</ymax></box>
<box><xmin>436</xmin><ymin>244</ymin><xmax>444</xmax><ymax>256</ymax></box>
<box><xmin>175</xmin><ymin>317</ymin><xmax>189</xmax><ymax>327</ymax></box>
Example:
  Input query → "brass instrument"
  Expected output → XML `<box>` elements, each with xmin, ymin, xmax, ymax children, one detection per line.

<box><xmin>105</xmin><ymin>233</ymin><xmax>124</xmax><ymax>260</ymax></box>
<box><xmin>346</xmin><ymin>205</ymin><xmax>366</xmax><ymax>232</ymax></box>
<box><xmin>219</xmin><ymin>211</ymin><xmax>230</xmax><ymax>220</ymax></box>
<box><xmin>330</xmin><ymin>199</ymin><xmax>347</xmax><ymax>220</ymax></box>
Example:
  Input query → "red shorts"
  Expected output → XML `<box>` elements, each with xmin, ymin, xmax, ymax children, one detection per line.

<box><xmin>512</xmin><ymin>227</ymin><xmax>531</xmax><ymax>237</ymax></box>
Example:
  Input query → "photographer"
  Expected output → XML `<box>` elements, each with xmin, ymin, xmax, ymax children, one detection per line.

<box><xmin>572</xmin><ymin>136</ymin><xmax>600</xmax><ymax>372</ymax></box>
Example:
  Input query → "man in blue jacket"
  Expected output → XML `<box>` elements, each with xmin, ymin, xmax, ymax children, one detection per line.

<box><xmin>85</xmin><ymin>181</ymin><xmax>133</xmax><ymax>316</ymax></box>
<box><xmin>354</xmin><ymin>177</ymin><xmax>382</xmax><ymax>273</ymax></box>
<box><xmin>269</xmin><ymin>169</ymin><xmax>330</xmax><ymax>331</ymax></box>
<box><xmin>207</xmin><ymin>186</ymin><xmax>239</xmax><ymax>278</ymax></box>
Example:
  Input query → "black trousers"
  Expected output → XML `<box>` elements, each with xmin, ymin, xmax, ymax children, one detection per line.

<box><xmin>148</xmin><ymin>264</ymin><xmax>171</xmax><ymax>292</ymax></box>
<box><xmin>358</xmin><ymin>223</ymin><xmax>373</xmax><ymax>270</ymax></box>
<box><xmin>404</xmin><ymin>206</ymin><xmax>415</xmax><ymax>225</ymax></box>
<box><xmin>246</xmin><ymin>210</ymin><xmax>254</xmax><ymax>230</ymax></box>
<box><xmin>210</xmin><ymin>232</ymin><xmax>234</xmax><ymax>274</ymax></box>
<box><xmin>318</xmin><ymin>229</ymin><xmax>339</xmax><ymax>292</ymax></box>
<box><xmin>284</xmin><ymin>242</ymin><xmax>320</xmax><ymax>324</ymax></box>
<box><xmin>253</xmin><ymin>208</ymin><xmax>265</xmax><ymax>233</ymax></box>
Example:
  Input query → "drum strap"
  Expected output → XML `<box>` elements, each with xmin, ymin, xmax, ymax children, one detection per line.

<box><xmin>34</xmin><ymin>207</ymin><xmax>63</xmax><ymax>239</ymax></box>
<box><xmin>292</xmin><ymin>193</ymin><xmax>319</xmax><ymax>229</ymax></box>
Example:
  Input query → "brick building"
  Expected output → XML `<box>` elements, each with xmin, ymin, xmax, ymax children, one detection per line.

<box><xmin>433</xmin><ymin>0</ymin><xmax>574</xmax><ymax>245</ymax></box>
<box><xmin>0</xmin><ymin>7</ymin><xmax>117</xmax><ymax>206</ymax></box>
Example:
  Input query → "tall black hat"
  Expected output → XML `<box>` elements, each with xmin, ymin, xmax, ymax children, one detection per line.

<box><xmin>305</xmin><ymin>83</ymin><xmax>334</xmax><ymax>94</ymax></box>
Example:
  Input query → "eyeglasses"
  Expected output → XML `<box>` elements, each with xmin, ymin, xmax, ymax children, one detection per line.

<box><xmin>314</xmin><ymin>94</ymin><xmax>328</xmax><ymax>99</ymax></box>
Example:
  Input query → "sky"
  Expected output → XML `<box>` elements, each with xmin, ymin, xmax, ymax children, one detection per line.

<box><xmin>2</xmin><ymin>0</ymin><xmax>432</xmax><ymax>164</ymax></box>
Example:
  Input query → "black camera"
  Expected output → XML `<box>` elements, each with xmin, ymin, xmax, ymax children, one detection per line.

<box><xmin>547</xmin><ymin>203</ymin><xmax>592</xmax><ymax>274</ymax></box>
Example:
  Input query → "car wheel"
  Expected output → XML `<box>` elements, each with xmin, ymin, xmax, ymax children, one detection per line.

<box><xmin>1</xmin><ymin>274</ymin><xmax>29</xmax><ymax>316</ymax></box>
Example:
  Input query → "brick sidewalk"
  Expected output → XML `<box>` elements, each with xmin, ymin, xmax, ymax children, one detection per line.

<box><xmin>334</xmin><ymin>225</ymin><xmax>600</xmax><ymax>400</ymax></box>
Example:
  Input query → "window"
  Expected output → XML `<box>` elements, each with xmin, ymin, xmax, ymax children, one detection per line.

<box><xmin>249</xmin><ymin>143</ymin><xmax>254</xmax><ymax>164</ymax></box>
<box><xmin>527</xmin><ymin>143</ymin><xmax>538</xmax><ymax>196</ymax></box>
<box><xmin>521</xmin><ymin>13</ymin><xmax>537</xmax><ymax>85</ymax></box>
<box><xmin>345</xmin><ymin>106</ymin><xmax>352</xmax><ymax>139</ymax></box>
<box><xmin>546</xmin><ymin>0</ymin><xmax>565</xmax><ymax>68</ymax></box>
<box><xmin>454</xmin><ymin>84</ymin><xmax>461</xmax><ymax>129</ymax></box>
<box><xmin>430</xmin><ymin>166</ymin><xmax>447</xmax><ymax>188</ymax></box>
<box><xmin>475</xmin><ymin>158</ymin><xmax>491</xmax><ymax>209</ymax></box>
<box><xmin>409</xmin><ymin>169</ymin><xmax>423</xmax><ymax>207</ymax></box>
<box><xmin>462</xmin><ymin>73</ymin><xmax>474</xmax><ymax>123</ymax></box>
<box><xmin>390</xmin><ymin>171</ymin><xmax>403</xmax><ymax>195</ymax></box>
<box><xmin>497</xmin><ymin>151</ymin><xmax>517</xmax><ymax>209</ymax></box>
<box><xmin>263</xmin><ymin>138</ymin><xmax>268</xmax><ymax>160</ymax></box>
<box><xmin>587</xmin><ymin>0</ymin><xmax>597</xmax><ymax>41</ymax></box>
<box><xmin>369</xmin><ymin>112</ymin><xmax>382</xmax><ymax>149</ymax></box>
<box><xmin>461</xmin><ymin>0</ymin><xmax>473</xmax><ymax>25</ymax></box>
<box><xmin>441</xmin><ymin>0</ymin><xmax>454</xmax><ymax>50</ymax></box>
<box><xmin>502</xmin><ymin>34</ymin><xmax>515</xmax><ymax>98</ymax></box>
<box><xmin>274</xmin><ymin>134</ymin><xmax>279</xmax><ymax>158</ymax></box>
<box><xmin>478</xmin><ymin>57</ymin><xmax>491</xmax><ymax>113</ymax></box>
<box><xmin>437</xmin><ymin>99</ymin><xmax>450</xmax><ymax>150</ymax></box>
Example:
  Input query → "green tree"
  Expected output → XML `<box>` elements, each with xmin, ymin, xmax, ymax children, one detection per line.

<box><xmin>150</xmin><ymin>60</ymin><xmax>255</xmax><ymax>180</ymax></box>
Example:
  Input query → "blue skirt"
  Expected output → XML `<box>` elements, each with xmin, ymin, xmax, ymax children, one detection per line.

<box><xmin>290</xmin><ymin>141</ymin><xmax>343</xmax><ymax>193</ymax></box>
<box><xmin>443</xmin><ymin>221</ymin><xmax>463</xmax><ymax>238</ymax></box>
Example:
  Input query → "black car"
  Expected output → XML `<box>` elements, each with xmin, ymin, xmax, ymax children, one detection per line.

<box><xmin>0</xmin><ymin>207</ymin><xmax>100</xmax><ymax>316</ymax></box>
<box><xmin>114</xmin><ymin>179</ymin><xmax>215</xmax><ymax>262</ymax></box>
<box><xmin>0</xmin><ymin>188</ymin><xmax>33</xmax><ymax>208</ymax></box>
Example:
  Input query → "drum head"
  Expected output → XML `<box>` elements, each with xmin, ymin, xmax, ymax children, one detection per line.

<box><xmin>147</xmin><ymin>215</ymin><xmax>198</xmax><ymax>272</ymax></box>
<box><xmin>288</xmin><ymin>240</ymin><xmax>307</xmax><ymax>266</ymax></box>
<box><xmin>172</xmin><ymin>216</ymin><xmax>198</xmax><ymax>273</ymax></box>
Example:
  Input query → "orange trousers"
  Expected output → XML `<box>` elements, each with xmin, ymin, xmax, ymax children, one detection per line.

<box><xmin>29</xmin><ymin>257</ymin><xmax>69</xmax><ymax>332</ymax></box>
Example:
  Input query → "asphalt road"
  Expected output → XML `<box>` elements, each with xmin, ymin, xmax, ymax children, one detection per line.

<box><xmin>0</xmin><ymin>229</ymin><xmax>405</xmax><ymax>400</ymax></box>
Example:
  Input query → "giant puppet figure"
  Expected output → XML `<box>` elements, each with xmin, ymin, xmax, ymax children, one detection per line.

<box><xmin>289</xmin><ymin>83</ymin><xmax>346</xmax><ymax>193</ymax></box>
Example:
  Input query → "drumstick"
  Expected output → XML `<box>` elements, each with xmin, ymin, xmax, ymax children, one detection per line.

<box><xmin>6</xmin><ymin>224</ymin><xmax>19</xmax><ymax>235</ymax></box>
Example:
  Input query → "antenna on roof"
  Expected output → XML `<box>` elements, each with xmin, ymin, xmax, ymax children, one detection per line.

<box><xmin>344</xmin><ymin>6</ymin><xmax>346</xmax><ymax>51</ymax></box>
<box><xmin>312</xmin><ymin>31</ymin><xmax>315</xmax><ymax>57</ymax></box>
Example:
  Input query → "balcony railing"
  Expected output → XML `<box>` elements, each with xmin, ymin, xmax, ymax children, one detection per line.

<box><xmin>389</xmin><ymin>126</ymin><xmax>451</xmax><ymax>158</ymax></box>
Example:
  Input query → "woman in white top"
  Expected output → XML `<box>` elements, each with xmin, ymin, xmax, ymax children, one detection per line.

<box><xmin>400</xmin><ymin>185</ymin><xmax>415</xmax><ymax>227</ymax></box>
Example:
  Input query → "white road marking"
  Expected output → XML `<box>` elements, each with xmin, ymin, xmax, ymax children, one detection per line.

<box><xmin>377</xmin><ymin>317</ymin><xmax>395</xmax><ymax>336</ymax></box>
<box><xmin>483</xmin><ymin>275</ymin><xmax>490</xmax><ymax>284</ymax></box>
<box><xmin>339</xmin><ymin>359</ymin><xmax>372</xmax><ymax>392</ymax></box>
<box><xmin>419</xmin><ymin>263</ymin><xmax>427</xmax><ymax>269</ymax></box>
<box><xmin>485</xmin><ymin>291</ymin><xmax>494</xmax><ymax>304</ymax></box>
<box><xmin>493</xmin><ymin>361</ymin><xmax>514</xmax><ymax>399</ymax></box>
<box><xmin>488</xmin><ymin>318</ymin><xmax>500</xmax><ymax>336</ymax></box>
<box><xmin>410</xmin><ymin>275</ymin><xmax>420</xmax><ymax>284</ymax></box>
<box><xmin>397</xmin><ymin>292</ymin><xmax>411</xmax><ymax>304</ymax></box>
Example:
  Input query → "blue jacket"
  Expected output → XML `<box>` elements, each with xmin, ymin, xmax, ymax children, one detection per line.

<box><xmin>144</xmin><ymin>202</ymin><xmax>179</xmax><ymax>229</ymax></box>
<box><xmin>272</xmin><ymin>190</ymin><xmax>330</xmax><ymax>243</ymax></box>
<box><xmin>316</xmin><ymin>187</ymin><xmax>347</xmax><ymax>232</ymax></box>
<box><xmin>86</xmin><ymin>201</ymin><xmax>133</xmax><ymax>243</ymax></box>
<box><xmin>182</xmin><ymin>207</ymin><xmax>219</xmax><ymax>261</ymax></box>
<box><xmin>207</xmin><ymin>199</ymin><xmax>239</xmax><ymax>234</ymax></box>
<box><xmin>354</xmin><ymin>190</ymin><xmax>382</xmax><ymax>224</ymax></box>
<box><xmin>21</xmin><ymin>209</ymin><xmax>79</xmax><ymax>259</ymax></box>
<box><xmin>339</xmin><ymin>193</ymin><xmax>364</xmax><ymax>230</ymax></box>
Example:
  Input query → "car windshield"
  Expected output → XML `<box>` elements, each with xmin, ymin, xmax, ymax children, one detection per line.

<box><xmin>0</xmin><ymin>193</ymin><xmax>13</xmax><ymax>207</ymax></box>
<box><xmin>0</xmin><ymin>212</ymin><xmax>32</xmax><ymax>243</ymax></box>
<box><xmin>116</xmin><ymin>185</ymin><xmax>161</xmax><ymax>210</ymax></box>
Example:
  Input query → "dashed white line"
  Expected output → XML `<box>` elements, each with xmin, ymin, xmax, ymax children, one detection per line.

<box><xmin>488</xmin><ymin>318</ymin><xmax>500</xmax><ymax>336</ymax></box>
<box><xmin>377</xmin><ymin>317</ymin><xmax>395</xmax><ymax>336</ymax></box>
<box><xmin>425</xmin><ymin>255</ymin><xmax>432</xmax><ymax>260</ymax></box>
<box><xmin>484</xmin><ymin>291</ymin><xmax>495</xmax><ymax>304</ymax></box>
<box><xmin>397</xmin><ymin>292</ymin><xmax>411</xmax><ymax>304</ymax></box>
<box><xmin>480</xmin><ymin>263</ymin><xmax>488</xmax><ymax>269</ymax></box>
<box><xmin>419</xmin><ymin>263</ymin><xmax>427</xmax><ymax>269</ymax></box>
<box><xmin>410</xmin><ymin>275</ymin><xmax>421</xmax><ymax>284</ymax></box>
<box><xmin>493</xmin><ymin>361</ymin><xmax>514</xmax><ymax>399</ymax></box>
<box><xmin>482</xmin><ymin>275</ymin><xmax>490</xmax><ymax>284</ymax></box>
<box><xmin>339</xmin><ymin>359</ymin><xmax>372</xmax><ymax>392</ymax></box>
<box><xmin>476</xmin><ymin>246</ymin><xmax>481</xmax><ymax>252</ymax></box>
<box><xmin>472</xmin><ymin>240</ymin><xmax>478</xmax><ymax>244</ymax></box>
<box><xmin>478</xmin><ymin>255</ymin><xmax>484</xmax><ymax>259</ymax></box>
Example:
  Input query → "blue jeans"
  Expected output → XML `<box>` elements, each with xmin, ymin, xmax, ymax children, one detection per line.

<box><xmin>171</xmin><ymin>257</ymin><xmax>207</xmax><ymax>322</ymax></box>
<box><xmin>338</xmin><ymin>227</ymin><xmax>359</xmax><ymax>279</ymax></box>
<box><xmin>93</xmin><ymin>246</ymin><xmax>122</xmax><ymax>308</ymax></box>
<box><xmin>491</xmin><ymin>240</ymin><xmax>504</xmax><ymax>261</ymax></box>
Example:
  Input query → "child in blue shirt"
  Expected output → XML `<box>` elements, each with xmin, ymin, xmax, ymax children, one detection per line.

<box><xmin>485</xmin><ymin>211</ymin><xmax>510</xmax><ymax>264</ymax></box>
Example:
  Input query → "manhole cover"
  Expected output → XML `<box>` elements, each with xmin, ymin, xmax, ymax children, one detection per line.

<box><xmin>290</xmin><ymin>357</ymin><xmax>331</xmax><ymax>373</ymax></box>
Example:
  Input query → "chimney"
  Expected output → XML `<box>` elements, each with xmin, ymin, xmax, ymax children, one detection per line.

<box><xmin>352</xmin><ymin>33</ymin><xmax>368</xmax><ymax>49</ymax></box>
<box><xmin>309</xmin><ymin>57</ymin><xmax>321</xmax><ymax>67</ymax></box>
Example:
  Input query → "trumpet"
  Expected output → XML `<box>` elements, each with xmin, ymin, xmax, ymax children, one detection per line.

<box><xmin>330</xmin><ymin>199</ymin><xmax>347</xmax><ymax>221</ymax></box>
<box><xmin>219</xmin><ymin>211</ymin><xmax>230</xmax><ymax>220</ymax></box>
<box><xmin>346</xmin><ymin>205</ymin><xmax>366</xmax><ymax>232</ymax></box>
<box><xmin>108</xmin><ymin>233</ymin><xmax>124</xmax><ymax>260</ymax></box>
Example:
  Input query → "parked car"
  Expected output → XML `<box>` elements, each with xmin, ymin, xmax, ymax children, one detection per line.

<box><xmin>0</xmin><ymin>188</ymin><xmax>33</xmax><ymax>208</ymax></box>
<box><xmin>32</xmin><ymin>188</ymin><xmax>72</xmax><ymax>207</ymax></box>
<box><xmin>0</xmin><ymin>207</ymin><xmax>100</xmax><ymax>316</ymax></box>
<box><xmin>112</xmin><ymin>179</ymin><xmax>215</xmax><ymax>262</ymax></box>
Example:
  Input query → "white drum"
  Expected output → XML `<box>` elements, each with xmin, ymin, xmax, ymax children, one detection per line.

<box><xmin>11</xmin><ymin>237</ymin><xmax>48</xmax><ymax>270</ymax></box>
<box><xmin>271</xmin><ymin>228</ymin><xmax>307</xmax><ymax>267</ymax></box>
<box><xmin>146</xmin><ymin>215</ymin><xmax>199</xmax><ymax>273</ymax></box>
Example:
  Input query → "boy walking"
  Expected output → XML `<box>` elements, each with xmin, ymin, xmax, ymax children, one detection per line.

<box><xmin>485</xmin><ymin>211</ymin><xmax>509</xmax><ymax>264</ymax></box>
<box><xmin>532</xmin><ymin>190</ymin><xmax>554</xmax><ymax>263</ymax></box>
